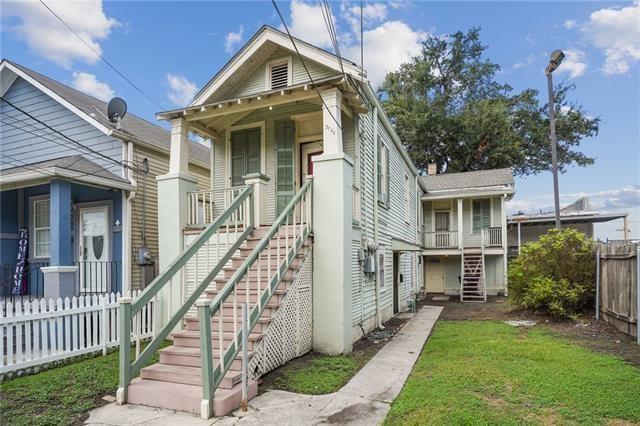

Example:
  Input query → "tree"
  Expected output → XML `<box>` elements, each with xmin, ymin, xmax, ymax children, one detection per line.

<box><xmin>378</xmin><ymin>28</ymin><xmax>599</xmax><ymax>176</ymax></box>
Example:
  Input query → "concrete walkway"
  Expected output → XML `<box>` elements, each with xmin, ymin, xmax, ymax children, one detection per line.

<box><xmin>85</xmin><ymin>306</ymin><xmax>442</xmax><ymax>426</ymax></box>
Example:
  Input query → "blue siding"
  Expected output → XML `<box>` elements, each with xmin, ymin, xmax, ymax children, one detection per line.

<box><xmin>0</xmin><ymin>77</ymin><xmax>123</xmax><ymax>175</ymax></box>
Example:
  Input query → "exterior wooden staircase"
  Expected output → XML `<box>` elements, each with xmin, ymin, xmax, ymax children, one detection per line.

<box><xmin>127</xmin><ymin>226</ymin><xmax>311</xmax><ymax>416</ymax></box>
<box><xmin>461</xmin><ymin>251</ymin><xmax>486</xmax><ymax>302</ymax></box>
<box><xmin>117</xmin><ymin>180</ymin><xmax>314</xmax><ymax>419</ymax></box>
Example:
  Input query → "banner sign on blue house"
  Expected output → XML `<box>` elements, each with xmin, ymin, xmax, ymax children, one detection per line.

<box><xmin>13</xmin><ymin>228</ymin><xmax>28</xmax><ymax>296</ymax></box>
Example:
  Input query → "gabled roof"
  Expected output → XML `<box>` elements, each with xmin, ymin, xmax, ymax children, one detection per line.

<box><xmin>422</xmin><ymin>168</ymin><xmax>515</xmax><ymax>192</ymax></box>
<box><xmin>190</xmin><ymin>25</ymin><xmax>362</xmax><ymax>106</ymax></box>
<box><xmin>0</xmin><ymin>60</ymin><xmax>210</xmax><ymax>166</ymax></box>
<box><xmin>0</xmin><ymin>155</ymin><xmax>135</xmax><ymax>191</ymax></box>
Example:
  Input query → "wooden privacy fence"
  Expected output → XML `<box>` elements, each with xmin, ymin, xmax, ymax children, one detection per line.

<box><xmin>0</xmin><ymin>291</ymin><xmax>154</xmax><ymax>374</ymax></box>
<box><xmin>595</xmin><ymin>242</ymin><xmax>639</xmax><ymax>341</ymax></box>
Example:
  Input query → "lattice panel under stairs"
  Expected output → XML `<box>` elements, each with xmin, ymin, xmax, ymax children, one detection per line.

<box><xmin>248</xmin><ymin>248</ymin><xmax>313</xmax><ymax>379</ymax></box>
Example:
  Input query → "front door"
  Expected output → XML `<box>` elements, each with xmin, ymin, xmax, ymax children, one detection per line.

<box><xmin>393</xmin><ymin>252</ymin><xmax>400</xmax><ymax>314</ymax></box>
<box><xmin>434</xmin><ymin>211</ymin><xmax>451</xmax><ymax>247</ymax></box>
<box><xmin>300</xmin><ymin>141</ymin><xmax>323</xmax><ymax>181</ymax></box>
<box><xmin>425</xmin><ymin>257</ymin><xmax>445</xmax><ymax>293</ymax></box>
<box><xmin>79</xmin><ymin>206</ymin><xmax>110</xmax><ymax>293</ymax></box>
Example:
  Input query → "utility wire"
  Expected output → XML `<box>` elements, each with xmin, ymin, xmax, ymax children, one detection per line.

<box><xmin>1</xmin><ymin>96</ymin><xmax>134</xmax><ymax>171</ymax></box>
<box><xmin>271</xmin><ymin>0</ymin><xmax>342</xmax><ymax>131</ymax></box>
<box><xmin>39</xmin><ymin>0</ymin><xmax>163</xmax><ymax>110</ymax></box>
<box><xmin>321</xmin><ymin>0</ymin><xmax>345</xmax><ymax>77</ymax></box>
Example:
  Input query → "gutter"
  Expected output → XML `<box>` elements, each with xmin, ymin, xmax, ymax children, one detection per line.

<box><xmin>123</xmin><ymin>141</ymin><xmax>138</xmax><ymax>294</ymax></box>
<box><xmin>372</xmin><ymin>106</ymin><xmax>383</xmax><ymax>330</ymax></box>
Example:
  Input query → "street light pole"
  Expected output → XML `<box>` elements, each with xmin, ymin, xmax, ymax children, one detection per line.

<box><xmin>545</xmin><ymin>49</ymin><xmax>565</xmax><ymax>230</ymax></box>
<box><xmin>546</xmin><ymin>71</ymin><xmax>561</xmax><ymax>229</ymax></box>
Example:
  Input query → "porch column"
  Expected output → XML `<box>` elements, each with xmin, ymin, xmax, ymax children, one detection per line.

<box><xmin>320</xmin><ymin>88</ymin><xmax>343</xmax><ymax>154</ymax></box>
<box><xmin>42</xmin><ymin>180</ymin><xmax>77</xmax><ymax>299</ymax></box>
<box><xmin>243</xmin><ymin>173</ymin><xmax>270</xmax><ymax>226</ymax></box>
<box><xmin>312</xmin><ymin>92</ymin><xmax>353</xmax><ymax>354</ymax></box>
<box><xmin>501</xmin><ymin>195</ymin><xmax>508</xmax><ymax>295</ymax></box>
<box><xmin>457</xmin><ymin>198</ymin><xmax>463</xmax><ymax>250</ymax></box>
<box><xmin>157</xmin><ymin>118</ymin><xmax>197</xmax><ymax>327</ymax></box>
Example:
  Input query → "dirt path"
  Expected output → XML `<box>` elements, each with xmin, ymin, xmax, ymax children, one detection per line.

<box><xmin>422</xmin><ymin>295</ymin><xmax>640</xmax><ymax>367</ymax></box>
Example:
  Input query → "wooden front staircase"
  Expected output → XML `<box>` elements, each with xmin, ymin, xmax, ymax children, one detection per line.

<box><xmin>127</xmin><ymin>226</ymin><xmax>311</xmax><ymax>416</ymax></box>
<box><xmin>461</xmin><ymin>251</ymin><xmax>486</xmax><ymax>302</ymax></box>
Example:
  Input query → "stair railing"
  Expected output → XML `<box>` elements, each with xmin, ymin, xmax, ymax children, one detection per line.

<box><xmin>117</xmin><ymin>185</ymin><xmax>255</xmax><ymax>404</ymax></box>
<box><xmin>196</xmin><ymin>177</ymin><xmax>313</xmax><ymax>418</ymax></box>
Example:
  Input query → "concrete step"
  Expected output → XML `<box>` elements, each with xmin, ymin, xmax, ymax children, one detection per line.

<box><xmin>215</xmin><ymin>275</ymin><xmax>293</xmax><ymax>290</ymax></box>
<box><xmin>205</xmin><ymin>288</ymin><xmax>286</xmax><ymax>304</ymax></box>
<box><xmin>222</xmin><ymin>264</ymin><xmax>298</xmax><ymax>280</ymax></box>
<box><xmin>184</xmin><ymin>315</ymin><xmax>272</xmax><ymax>333</ymax></box>
<box><xmin>172</xmin><ymin>330</ymin><xmax>263</xmax><ymax>351</ymax></box>
<box><xmin>141</xmin><ymin>363</ymin><xmax>242</xmax><ymax>389</ymax></box>
<box><xmin>127</xmin><ymin>377</ymin><xmax>258</xmax><ymax>417</ymax></box>
<box><xmin>158</xmin><ymin>345</ymin><xmax>253</xmax><ymax>370</ymax></box>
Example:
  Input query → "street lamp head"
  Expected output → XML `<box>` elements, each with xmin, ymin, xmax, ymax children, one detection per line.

<box><xmin>546</xmin><ymin>49</ymin><xmax>565</xmax><ymax>74</ymax></box>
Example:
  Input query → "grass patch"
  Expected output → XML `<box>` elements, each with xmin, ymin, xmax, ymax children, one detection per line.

<box><xmin>0</xmin><ymin>342</ymin><xmax>168</xmax><ymax>426</ymax></box>
<box><xmin>262</xmin><ymin>343</ymin><xmax>380</xmax><ymax>395</ymax></box>
<box><xmin>385</xmin><ymin>321</ymin><xmax>640</xmax><ymax>425</ymax></box>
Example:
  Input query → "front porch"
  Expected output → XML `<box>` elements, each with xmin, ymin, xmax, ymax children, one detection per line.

<box><xmin>0</xmin><ymin>180</ymin><xmax>125</xmax><ymax>303</ymax></box>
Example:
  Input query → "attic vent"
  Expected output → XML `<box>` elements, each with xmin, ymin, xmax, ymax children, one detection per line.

<box><xmin>270</xmin><ymin>62</ymin><xmax>289</xmax><ymax>89</ymax></box>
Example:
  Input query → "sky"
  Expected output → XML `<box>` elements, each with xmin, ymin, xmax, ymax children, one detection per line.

<box><xmin>1</xmin><ymin>0</ymin><xmax>638</xmax><ymax>240</ymax></box>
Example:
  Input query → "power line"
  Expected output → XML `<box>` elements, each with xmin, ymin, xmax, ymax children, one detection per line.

<box><xmin>38</xmin><ymin>0</ymin><xmax>163</xmax><ymax>110</ymax></box>
<box><xmin>321</xmin><ymin>0</ymin><xmax>345</xmax><ymax>77</ymax></box>
<box><xmin>270</xmin><ymin>0</ymin><xmax>342</xmax><ymax>131</ymax></box>
<box><xmin>1</xmin><ymin>96</ymin><xmax>134</xmax><ymax>171</ymax></box>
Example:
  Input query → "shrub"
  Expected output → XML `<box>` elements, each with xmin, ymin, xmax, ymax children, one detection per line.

<box><xmin>508</xmin><ymin>228</ymin><xmax>594</xmax><ymax>318</ymax></box>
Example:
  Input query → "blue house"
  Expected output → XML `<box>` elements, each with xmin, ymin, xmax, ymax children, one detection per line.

<box><xmin>0</xmin><ymin>60</ymin><xmax>211</xmax><ymax>301</ymax></box>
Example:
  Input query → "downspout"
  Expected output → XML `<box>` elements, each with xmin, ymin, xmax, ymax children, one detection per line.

<box><xmin>372</xmin><ymin>106</ymin><xmax>383</xmax><ymax>329</ymax></box>
<box><xmin>123</xmin><ymin>141</ymin><xmax>137</xmax><ymax>294</ymax></box>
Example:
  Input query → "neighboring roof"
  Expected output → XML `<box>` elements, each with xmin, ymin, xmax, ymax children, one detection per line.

<box><xmin>508</xmin><ymin>211</ymin><xmax>628</xmax><ymax>226</ymax></box>
<box><xmin>1</xmin><ymin>60</ymin><xmax>210</xmax><ymax>166</ymax></box>
<box><xmin>422</xmin><ymin>168</ymin><xmax>515</xmax><ymax>192</ymax></box>
<box><xmin>0</xmin><ymin>155</ymin><xmax>135</xmax><ymax>190</ymax></box>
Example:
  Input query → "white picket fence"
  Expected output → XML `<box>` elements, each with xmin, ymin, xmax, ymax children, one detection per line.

<box><xmin>0</xmin><ymin>291</ymin><xmax>154</xmax><ymax>374</ymax></box>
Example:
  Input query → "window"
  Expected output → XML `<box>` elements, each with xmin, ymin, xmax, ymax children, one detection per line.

<box><xmin>378</xmin><ymin>252</ymin><xmax>385</xmax><ymax>288</ymax></box>
<box><xmin>376</xmin><ymin>136</ymin><xmax>389</xmax><ymax>206</ymax></box>
<box><xmin>230</xmin><ymin>127</ymin><xmax>261</xmax><ymax>186</ymax></box>
<box><xmin>404</xmin><ymin>174</ymin><xmax>411</xmax><ymax>222</ymax></box>
<box><xmin>267</xmin><ymin>58</ymin><xmax>291</xmax><ymax>90</ymax></box>
<box><xmin>472</xmin><ymin>199</ymin><xmax>491</xmax><ymax>233</ymax></box>
<box><xmin>32</xmin><ymin>198</ymin><xmax>50</xmax><ymax>258</ymax></box>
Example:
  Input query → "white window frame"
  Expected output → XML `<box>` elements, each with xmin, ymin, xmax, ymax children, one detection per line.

<box><xmin>376</xmin><ymin>135</ymin><xmax>389</xmax><ymax>208</ymax></box>
<box><xmin>378</xmin><ymin>251</ymin><xmax>386</xmax><ymax>289</ymax></box>
<box><xmin>404</xmin><ymin>174</ymin><xmax>411</xmax><ymax>223</ymax></box>
<box><xmin>470</xmin><ymin>198</ymin><xmax>492</xmax><ymax>234</ymax></box>
<box><xmin>30</xmin><ymin>195</ymin><xmax>51</xmax><ymax>259</ymax></box>
<box><xmin>265</xmin><ymin>57</ymin><xmax>293</xmax><ymax>91</ymax></box>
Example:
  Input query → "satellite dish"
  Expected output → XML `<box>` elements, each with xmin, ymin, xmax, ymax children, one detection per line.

<box><xmin>107</xmin><ymin>97</ymin><xmax>127</xmax><ymax>128</ymax></box>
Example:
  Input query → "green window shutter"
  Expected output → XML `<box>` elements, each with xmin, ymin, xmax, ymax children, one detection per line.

<box><xmin>231</xmin><ymin>130</ymin><xmax>246</xmax><ymax>186</ymax></box>
<box><xmin>275</xmin><ymin>121</ymin><xmax>295</xmax><ymax>215</ymax></box>
<box><xmin>246</xmin><ymin>128</ymin><xmax>261</xmax><ymax>175</ymax></box>
<box><xmin>376</xmin><ymin>137</ymin><xmax>383</xmax><ymax>201</ymax></box>
<box><xmin>385</xmin><ymin>146</ymin><xmax>390</xmax><ymax>206</ymax></box>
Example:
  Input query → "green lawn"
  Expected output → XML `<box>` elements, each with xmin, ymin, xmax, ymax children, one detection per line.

<box><xmin>261</xmin><ymin>344</ymin><xmax>380</xmax><ymax>395</ymax></box>
<box><xmin>0</xmin><ymin>342</ymin><xmax>167</xmax><ymax>426</ymax></box>
<box><xmin>385</xmin><ymin>321</ymin><xmax>640</xmax><ymax>425</ymax></box>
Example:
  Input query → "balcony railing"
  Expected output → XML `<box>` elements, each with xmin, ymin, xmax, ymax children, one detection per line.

<box><xmin>74</xmin><ymin>260</ymin><xmax>122</xmax><ymax>295</ymax></box>
<box><xmin>483</xmin><ymin>227</ymin><xmax>503</xmax><ymax>247</ymax></box>
<box><xmin>187</xmin><ymin>186</ymin><xmax>245</xmax><ymax>226</ymax></box>
<box><xmin>424</xmin><ymin>231</ymin><xmax>458</xmax><ymax>248</ymax></box>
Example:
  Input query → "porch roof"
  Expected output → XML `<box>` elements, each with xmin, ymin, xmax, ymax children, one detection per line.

<box><xmin>0</xmin><ymin>155</ymin><xmax>136</xmax><ymax>191</ymax></box>
<box><xmin>156</xmin><ymin>76</ymin><xmax>367</xmax><ymax>140</ymax></box>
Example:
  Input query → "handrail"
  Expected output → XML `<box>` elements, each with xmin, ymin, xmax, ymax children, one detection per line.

<box><xmin>118</xmin><ymin>185</ymin><xmax>254</xmax><ymax>404</ymax></box>
<box><xmin>196</xmin><ymin>178</ymin><xmax>313</xmax><ymax>417</ymax></box>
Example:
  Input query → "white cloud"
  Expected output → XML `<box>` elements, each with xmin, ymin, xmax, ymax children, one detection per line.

<box><xmin>1</xmin><ymin>0</ymin><xmax>118</xmax><ymax>68</ymax></box>
<box><xmin>513</xmin><ymin>54</ymin><xmax>535</xmax><ymax>69</ymax></box>
<box><xmin>341</xmin><ymin>21</ymin><xmax>426</xmax><ymax>87</ymax></box>
<box><xmin>555</xmin><ymin>49</ymin><xmax>587</xmax><ymax>78</ymax></box>
<box><xmin>166</xmin><ymin>74</ymin><xmax>198</xmax><ymax>106</ymax></box>
<box><xmin>508</xmin><ymin>185</ymin><xmax>640</xmax><ymax>215</ymax></box>
<box><xmin>583</xmin><ymin>1</ymin><xmax>640</xmax><ymax>75</ymax></box>
<box><xmin>71</xmin><ymin>72</ymin><xmax>114</xmax><ymax>101</ymax></box>
<box><xmin>341</xmin><ymin>2</ymin><xmax>388</xmax><ymax>34</ymax></box>
<box><xmin>286</xmin><ymin>0</ymin><xmax>333</xmax><ymax>49</ymax></box>
<box><xmin>564</xmin><ymin>19</ymin><xmax>577</xmax><ymax>29</ymax></box>
<box><xmin>225</xmin><ymin>25</ymin><xmax>244</xmax><ymax>54</ymax></box>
